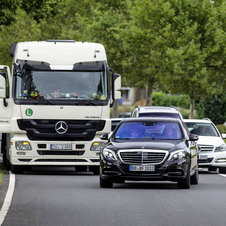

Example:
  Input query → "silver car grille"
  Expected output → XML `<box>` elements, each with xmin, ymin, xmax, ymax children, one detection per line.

<box><xmin>118</xmin><ymin>150</ymin><xmax>168</xmax><ymax>165</ymax></box>
<box><xmin>198</xmin><ymin>145</ymin><xmax>214</xmax><ymax>152</ymax></box>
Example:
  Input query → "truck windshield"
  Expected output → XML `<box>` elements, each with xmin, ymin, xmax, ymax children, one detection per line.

<box><xmin>15</xmin><ymin>70</ymin><xmax>107</xmax><ymax>100</ymax></box>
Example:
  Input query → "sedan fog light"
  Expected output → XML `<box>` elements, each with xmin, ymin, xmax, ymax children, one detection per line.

<box><xmin>16</xmin><ymin>141</ymin><xmax>32</xmax><ymax>150</ymax></box>
<box><xmin>216</xmin><ymin>158</ymin><xmax>226</xmax><ymax>163</ymax></box>
<box><xmin>90</xmin><ymin>142</ymin><xmax>106</xmax><ymax>151</ymax></box>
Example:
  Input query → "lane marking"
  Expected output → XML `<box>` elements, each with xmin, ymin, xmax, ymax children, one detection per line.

<box><xmin>219</xmin><ymin>173</ymin><xmax>226</xmax><ymax>178</ymax></box>
<box><xmin>0</xmin><ymin>172</ymin><xmax>15</xmax><ymax>226</ymax></box>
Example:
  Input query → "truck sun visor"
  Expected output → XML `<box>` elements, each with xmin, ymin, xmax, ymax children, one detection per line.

<box><xmin>73</xmin><ymin>61</ymin><xmax>105</xmax><ymax>72</ymax></box>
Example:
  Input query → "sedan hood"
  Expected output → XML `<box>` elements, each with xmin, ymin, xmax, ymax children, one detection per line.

<box><xmin>109</xmin><ymin>140</ymin><xmax>184</xmax><ymax>151</ymax></box>
<box><xmin>197</xmin><ymin>136</ymin><xmax>225</xmax><ymax>147</ymax></box>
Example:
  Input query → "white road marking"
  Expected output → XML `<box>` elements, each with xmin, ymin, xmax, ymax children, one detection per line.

<box><xmin>0</xmin><ymin>172</ymin><xmax>15</xmax><ymax>226</ymax></box>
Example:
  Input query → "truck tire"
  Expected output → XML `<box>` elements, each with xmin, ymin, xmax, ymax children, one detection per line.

<box><xmin>1</xmin><ymin>133</ymin><xmax>11</xmax><ymax>171</ymax></box>
<box><xmin>11</xmin><ymin>165</ymin><xmax>25</xmax><ymax>174</ymax></box>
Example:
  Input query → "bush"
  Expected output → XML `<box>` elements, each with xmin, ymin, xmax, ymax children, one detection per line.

<box><xmin>152</xmin><ymin>91</ymin><xmax>190</xmax><ymax>109</ymax></box>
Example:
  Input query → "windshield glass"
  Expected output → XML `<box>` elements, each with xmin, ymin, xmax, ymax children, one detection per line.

<box><xmin>139</xmin><ymin>113</ymin><xmax>180</xmax><ymax>118</ymax></box>
<box><xmin>115</xmin><ymin>121</ymin><xmax>182</xmax><ymax>140</ymax></box>
<box><xmin>185</xmin><ymin>122</ymin><xmax>219</xmax><ymax>137</ymax></box>
<box><xmin>15</xmin><ymin>67</ymin><xmax>107</xmax><ymax>101</ymax></box>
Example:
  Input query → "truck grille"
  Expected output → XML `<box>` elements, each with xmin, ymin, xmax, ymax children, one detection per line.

<box><xmin>17</xmin><ymin>119</ymin><xmax>105</xmax><ymax>141</ymax></box>
<box><xmin>118</xmin><ymin>150</ymin><xmax>168</xmax><ymax>165</ymax></box>
<box><xmin>198</xmin><ymin>145</ymin><xmax>214</xmax><ymax>152</ymax></box>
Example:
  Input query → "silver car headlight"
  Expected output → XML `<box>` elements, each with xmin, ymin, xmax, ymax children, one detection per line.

<box><xmin>215</xmin><ymin>144</ymin><xmax>226</xmax><ymax>152</ymax></box>
<box><xmin>168</xmin><ymin>150</ymin><xmax>185</xmax><ymax>161</ymax></box>
<box><xmin>103</xmin><ymin>149</ymin><xmax>118</xmax><ymax>161</ymax></box>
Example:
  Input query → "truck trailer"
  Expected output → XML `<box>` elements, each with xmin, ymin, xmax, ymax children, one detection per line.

<box><xmin>0</xmin><ymin>40</ymin><xmax>121</xmax><ymax>174</ymax></box>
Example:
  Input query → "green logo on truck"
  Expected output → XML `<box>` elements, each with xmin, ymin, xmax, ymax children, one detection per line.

<box><xmin>25</xmin><ymin>108</ymin><xmax>33</xmax><ymax>116</ymax></box>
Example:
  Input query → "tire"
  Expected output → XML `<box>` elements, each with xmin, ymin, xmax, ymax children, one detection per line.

<box><xmin>190</xmin><ymin>169</ymin><xmax>199</xmax><ymax>185</ymax></box>
<box><xmin>75</xmin><ymin>166</ymin><xmax>87</xmax><ymax>172</ymax></box>
<box><xmin>177</xmin><ymin>168</ymin><xmax>191</xmax><ymax>189</ymax></box>
<box><xmin>100</xmin><ymin>176</ymin><xmax>113</xmax><ymax>188</ymax></box>
<box><xmin>11</xmin><ymin>165</ymin><xmax>25</xmax><ymax>174</ymax></box>
<box><xmin>219</xmin><ymin>167</ymin><xmax>226</xmax><ymax>174</ymax></box>
<box><xmin>2</xmin><ymin>133</ymin><xmax>11</xmax><ymax>171</ymax></box>
<box><xmin>208</xmin><ymin>166</ymin><xmax>217</xmax><ymax>172</ymax></box>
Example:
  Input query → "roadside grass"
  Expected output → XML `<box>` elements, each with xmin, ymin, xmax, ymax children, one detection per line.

<box><xmin>0</xmin><ymin>163</ymin><xmax>4</xmax><ymax>186</ymax></box>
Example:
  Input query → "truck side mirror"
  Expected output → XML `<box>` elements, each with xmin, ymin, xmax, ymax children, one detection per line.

<box><xmin>114</xmin><ymin>74</ymin><xmax>121</xmax><ymax>100</ymax></box>
<box><xmin>0</xmin><ymin>72</ymin><xmax>6</xmax><ymax>98</ymax></box>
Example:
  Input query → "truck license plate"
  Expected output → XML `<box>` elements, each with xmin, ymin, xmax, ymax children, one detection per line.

<box><xmin>50</xmin><ymin>144</ymin><xmax>72</xmax><ymax>150</ymax></box>
<box><xmin>129</xmin><ymin>165</ymin><xmax>155</xmax><ymax>172</ymax></box>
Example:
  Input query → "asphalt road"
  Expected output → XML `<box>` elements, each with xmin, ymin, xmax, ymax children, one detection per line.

<box><xmin>1</xmin><ymin>167</ymin><xmax>226</xmax><ymax>226</ymax></box>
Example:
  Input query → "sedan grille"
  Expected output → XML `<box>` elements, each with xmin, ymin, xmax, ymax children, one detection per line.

<box><xmin>198</xmin><ymin>145</ymin><xmax>214</xmax><ymax>152</ymax></box>
<box><xmin>118</xmin><ymin>150</ymin><xmax>168</xmax><ymax>165</ymax></box>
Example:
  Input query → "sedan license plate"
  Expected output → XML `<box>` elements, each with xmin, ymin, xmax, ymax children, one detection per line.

<box><xmin>199</xmin><ymin>154</ymin><xmax>208</xmax><ymax>160</ymax></box>
<box><xmin>50</xmin><ymin>144</ymin><xmax>72</xmax><ymax>150</ymax></box>
<box><xmin>129</xmin><ymin>165</ymin><xmax>155</xmax><ymax>172</ymax></box>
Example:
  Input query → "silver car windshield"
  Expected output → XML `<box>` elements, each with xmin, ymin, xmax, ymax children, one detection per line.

<box><xmin>15</xmin><ymin>70</ymin><xmax>107</xmax><ymax>100</ymax></box>
<box><xmin>185</xmin><ymin>122</ymin><xmax>219</xmax><ymax>137</ymax></box>
<box><xmin>115</xmin><ymin>121</ymin><xmax>182</xmax><ymax>140</ymax></box>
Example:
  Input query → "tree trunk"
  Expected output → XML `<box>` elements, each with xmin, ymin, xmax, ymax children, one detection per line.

<box><xmin>146</xmin><ymin>82</ymin><xmax>153</xmax><ymax>106</ymax></box>
<box><xmin>189</xmin><ymin>88</ymin><xmax>195</xmax><ymax>119</ymax></box>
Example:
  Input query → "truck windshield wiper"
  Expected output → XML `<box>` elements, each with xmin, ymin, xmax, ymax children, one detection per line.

<box><xmin>84</xmin><ymin>100</ymin><xmax>97</xmax><ymax>106</ymax></box>
<box><xmin>36</xmin><ymin>99</ymin><xmax>55</xmax><ymax>105</ymax></box>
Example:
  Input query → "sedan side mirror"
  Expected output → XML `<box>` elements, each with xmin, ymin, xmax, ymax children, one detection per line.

<box><xmin>100</xmin><ymin>133</ymin><xmax>109</xmax><ymax>140</ymax></box>
<box><xmin>189</xmin><ymin>133</ymin><xmax>199</xmax><ymax>141</ymax></box>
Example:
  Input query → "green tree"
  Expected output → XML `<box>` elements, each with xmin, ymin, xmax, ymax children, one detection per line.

<box><xmin>126</xmin><ymin>0</ymin><xmax>226</xmax><ymax>118</ymax></box>
<box><xmin>0</xmin><ymin>0</ymin><xmax>18</xmax><ymax>26</ymax></box>
<box><xmin>197</xmin><ymin>95</ymin><xmax>226</xmax><ymax>125</ymax></box>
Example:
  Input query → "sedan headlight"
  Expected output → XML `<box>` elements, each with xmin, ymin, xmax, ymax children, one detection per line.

<box><xmin>168</xmin><ymin>150</ymin><xmax>185</xmax><ymax>161</ymax></box>
<box><xmin>15</xmin><ymin>141</ymin><xmax>32</xmax><ymax>150</ymax></box>
<box><xmin>215</xmin><ymin>144</ymin><xmax>226</xmax><ymax>152</ymax></box>
<box><xmin>103</xmin><ymin>149</ymin><xmax>118</xmax><ymax>161</ymax></box>
<box><xmin>90</xmin><ymin>142</ymin><xmax>106</xmax><ymax>151</ymax></box>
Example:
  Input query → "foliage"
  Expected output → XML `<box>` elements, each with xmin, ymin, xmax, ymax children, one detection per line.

<box><xmin>125</xmin><ymin>0</ymin><xmax>226</xmax><ymax>114</ymax></box>
<box><xmin>196</xmin><ymin>94</ymin><xmax>226</xmax><ymax>125</ymax></box>
<box><xmin>216</xmin><ymin>124</ymin><xmax>226</xmax><ymax>134</ymax></box>
<box><xmin>152</xmin><ymin>91</ymin><xmax>190</xmax><ymax>109</ymax></box>
<box><xmin>0</xmin><ymin>0</ymin><xmax>18</xmax><ymax>26</ymax></box>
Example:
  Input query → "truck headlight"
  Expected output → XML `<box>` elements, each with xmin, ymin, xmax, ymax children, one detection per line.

<box><xmin>103</xmin><ymin>149</ymin><xmax>118</xmax><ymax>160</ymax></box>
<box><xmin>168</xmin><ymin>150</ymin><xmax>185</xmax><ymax>161</ymax></box>
<box><xmin>15</xmin><ymin>141</ymin><xmax>32</xmax><ymax>150</ymax></box>
<box><xmin>90</xmin><ymin>142</ymin><xmax>106</xmax><ymax>151</ymax></box>
<box><xmin>215</xmin><ymin>144</ymin><xmax>226</xmax><ymax>152</ymax></box>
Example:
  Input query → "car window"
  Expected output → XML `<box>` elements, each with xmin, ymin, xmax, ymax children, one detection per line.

<box><xmin>139</xmin><ymin>113</ymin><xmax>180</xmax><ymax>119</ymax></box>
<box><xmin>185</xmin><ymin>122</ymin><xmax>219</xmax><ymax>137</ymax></box>
<box><xmin>114</xmin><ymin>121</ymin><xmax>182</xmax><ymax>140</ymax></box>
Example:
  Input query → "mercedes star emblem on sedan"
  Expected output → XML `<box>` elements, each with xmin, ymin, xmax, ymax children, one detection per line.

<box><xmin>55</xmin><ymin>121</ymin><xmax>68</xmax><ymax>134</ymax></box>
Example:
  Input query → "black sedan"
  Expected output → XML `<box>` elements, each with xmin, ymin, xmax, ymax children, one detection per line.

<box><xmin>99</xmin><ymin>117</ymin><xmax>199</xmax><ymax>189</ymax></box>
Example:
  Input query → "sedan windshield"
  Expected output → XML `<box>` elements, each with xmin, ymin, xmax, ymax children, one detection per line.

<box><xmin>115</xmin><ymin>121</ymin><xmax>182</xmax><ymax>140</ymax></box>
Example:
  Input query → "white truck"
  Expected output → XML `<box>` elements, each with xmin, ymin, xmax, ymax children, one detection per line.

<box><xmin>0</xmin><ymin>40</ymin><xmax>121</xmax><ymax>174</ymax></box>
